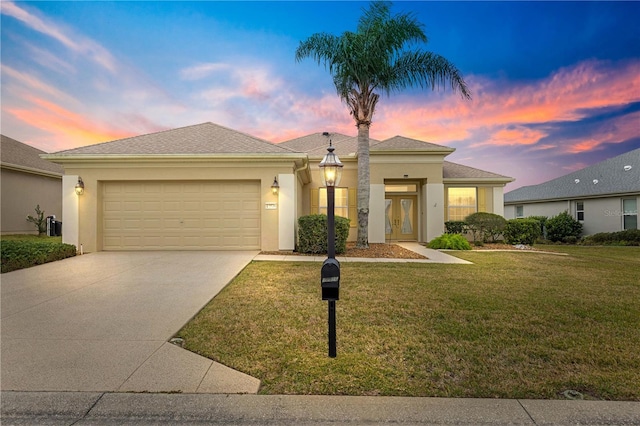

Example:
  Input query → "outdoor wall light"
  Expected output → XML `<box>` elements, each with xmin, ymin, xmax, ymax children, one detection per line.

<box><xmin>75</xmin><ymin>177</ymin><xmax>85</xmax><ymax>195</ymax></box>
<box><xmin>319</xmin><ymin>141</ymin><xmax>343</xmax><ymax>187</ymax></box>
<box><xmin>271</xmin><ymin>176</ymin><xmax>280</xmax><ymax>195</ymax></box>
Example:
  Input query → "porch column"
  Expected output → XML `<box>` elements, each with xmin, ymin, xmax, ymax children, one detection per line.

<box><xmin>62</xmin><ymin>175</ymin><xmax>80</xmax><ymax>249</ymax></box>
<box><xmin>425</xmin><ymin>183</ymin><xmax>445</xmax><ymax>242</ymax></box>
<box><xmin>368</xmin><ymin>184</ymin><xmax>385</xmax><ymax>243</ymax></box>
<box><xmin>278</xmin><ymin>173</ymin><xmax>295</xmax><ymax>250</ymax></box>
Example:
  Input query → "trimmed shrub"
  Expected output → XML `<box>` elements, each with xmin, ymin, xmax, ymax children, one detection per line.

<box><xmin>428</xmin><ymin>233</ymin><xmax>472</xmax><ymax>250</ymax></box>
<box><xmin>546</xmin><ymin>211</ymin><xmax>583</xmax><ymax>243</ymax></box>
<box><xmin>445</xmin><ymin>221</ymin><xmax>467</xmax><ymax>234</ymax></box>
<box><xmin>298</xmin><ymin>214</ymin><xmax>350</xmax><ymax>254</ymax></box>
<box><xmin>464</xmin><ymin>212</ymin><xmax>507</xmax><ymax>243</ymax></box>
<box><xmin>528</xmin><ymin>215</ymin><xmax>548</xmax><ymax>239</ymax></box>
<box><xmin>581</xmin><ymin>229</ymin><xmax>640</xmax><ymax>246</ymax></box>
<box><xmin>1</xmin><ymin>239</ymin><xmax>76</xmax><ymax>273</ymax></box>
<box><xmin>503</xmin><ymin>218</ymin><xmax>541</xmax><ymax>245</ymax></box>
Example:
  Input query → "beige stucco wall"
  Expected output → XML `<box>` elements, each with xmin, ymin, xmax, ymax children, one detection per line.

<box><xmin>1</xmin><ymin>167</ymin><xmax>62</xmax><ymax>235</ymax></box>
<box><xmin>60</xmin><ymin>158</ymin><xmax>298</xmax><ymax>252</ymax></box>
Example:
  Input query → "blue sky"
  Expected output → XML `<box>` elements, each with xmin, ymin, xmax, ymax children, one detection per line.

<box><xmin>2</xmin><ymin>1</ymin><xmax>639</xmax><ymax>191</ymax></box>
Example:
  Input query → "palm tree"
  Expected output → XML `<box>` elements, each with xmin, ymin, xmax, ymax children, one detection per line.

<box><xmin>296</xmin><ymin>1</ymin><xmax>471</xmax><ymax>248</ymax></box>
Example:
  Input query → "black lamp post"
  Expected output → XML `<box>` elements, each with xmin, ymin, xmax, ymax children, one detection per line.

<box><xmin>319</xmin><ymin>141</ymin><xmax>343</xmax><ymax>358</ymax></box>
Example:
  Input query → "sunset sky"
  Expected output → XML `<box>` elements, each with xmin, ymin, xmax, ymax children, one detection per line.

<box><xmin>2</xmin><ymin>1</ymin><xmax>639</xmax><ymax>191</ymax></box>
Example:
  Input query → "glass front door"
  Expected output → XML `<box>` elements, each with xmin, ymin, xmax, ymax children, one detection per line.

<box><xmin>385</xmin><ymin>195</ymin><xmax>417</xmax><ymax>241</ymax></box>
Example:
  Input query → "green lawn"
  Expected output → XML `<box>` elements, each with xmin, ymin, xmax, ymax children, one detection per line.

<box><xmin>177</xmin><ymin>246</ymin><xmax>640</xmax><ymax>400</ymax></box>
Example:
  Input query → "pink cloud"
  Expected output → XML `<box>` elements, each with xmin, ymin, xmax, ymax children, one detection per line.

<box><xmin>5</xmin><ymin>96</ymin><xmax>136</xmax><ymax>149</ymax></box>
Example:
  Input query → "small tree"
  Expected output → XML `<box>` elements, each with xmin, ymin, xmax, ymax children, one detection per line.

<box><xmin>26</xmin><ymin>205</ymin><xmax>47</xmax><ymax>236</ymax></box>
<box><xmin>546</xmin><ymin>211</ymin><xmax>582</xmax><ymax>243</ymax></box>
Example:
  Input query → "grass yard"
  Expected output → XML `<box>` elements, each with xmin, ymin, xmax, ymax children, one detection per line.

<box><xmin>177</xmin><ymin>246</ymin><xmax>640</xmax><ymax>400</ymax></box>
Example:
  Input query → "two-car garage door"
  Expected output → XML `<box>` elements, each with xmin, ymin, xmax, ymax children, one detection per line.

<box><xmin>102</xmin><ymin>181</ymin><xmax>260</xmax><ymax>250</ymax></box>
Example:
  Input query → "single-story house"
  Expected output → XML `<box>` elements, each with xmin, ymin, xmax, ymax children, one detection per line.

<box><xmin>1</xmin><ymin>134</ymin><xmax>63</xmax><ymax>235</ymax></box>
<box><xmin>504</xmin><ymin>148</ymin><xmax>640</xmax><ymax>235</ymax></box>
<box><xmin>42</xmin><ymin>122</ymin><xmax>513</xmax><ymax>252</ymax></box>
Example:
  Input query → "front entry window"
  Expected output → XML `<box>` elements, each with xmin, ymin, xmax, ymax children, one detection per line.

<box><xmin>319</xmin><ymin>188</ymin><xmax>349</xmax><ymax>219</ymax></box>
<box><xmin>448</xmin><ymin>187</ymin><xmax>476</xmax><ymax>221</ymax></box>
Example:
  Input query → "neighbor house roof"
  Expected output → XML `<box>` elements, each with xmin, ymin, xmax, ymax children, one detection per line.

<box><xmin>443</xmin><ymin>161</ymin><xmax>513</xmax><ymax>181</ymax></box>
<box><xmin>51</xmin><ymin>122</ymin><xmax>297</xmax><ymax>156</ymax></box>
<box><xmin>504</xmin><ymin>148</ymin><xmax>640</xmax><ymax>203</ymax></box>
<box><xmin>1</xmin><ymin>134</ymin><xmax>63</xmax><ymax>176</ymax></box>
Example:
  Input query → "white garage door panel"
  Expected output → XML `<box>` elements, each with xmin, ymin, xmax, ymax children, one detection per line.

<box><xmin>103</xmin><ymin>181</ymin><xmax>261</xmax><ymax>250</ymax></box>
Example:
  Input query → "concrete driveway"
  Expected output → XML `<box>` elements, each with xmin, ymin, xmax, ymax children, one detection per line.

<box><xmin>1</xmin><ymin>251</ymin><xmax>261</xmax><ymax>393</ymax></box>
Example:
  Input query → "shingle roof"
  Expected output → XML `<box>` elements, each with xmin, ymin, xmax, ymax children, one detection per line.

<box><xmin>52</xmin><ymin>122</ymin><xmax>297</xmax><ymax>155</ymax></box>
<box><xmin>372</xmin><ymin>136</ymin><xmax>454</xmax><ymax>152</ymax></box>
<box><xmin>443</xmin><ymin>161</ymin><xmax>513</xmax><ymax>181</ymax></box>
<box><xmin>504</xmin><ymin>148</ymin><xmax>640</xmax><ymax>203</ymax></box>
<box><xmin>279</xmin><ymin>133</ymin><xmax>453</xmax><ymax>156</ymax></box>
<box><xmin>278</xmin><ymin>132</ymin><xmax>378</xmax><ymax>157</ymax></box>
<box><xmin>1</xmin><ymin>134</ymin><xmax>63</xmax><ymax>175</ymax></box>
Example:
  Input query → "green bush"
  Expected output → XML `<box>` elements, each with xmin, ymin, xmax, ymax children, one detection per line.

<box><xmin>445</xmin><ymin>221</ymin><xmax>467</xmax><ymax>234</ymax></box>
<box><xmin>1</xmin><ymin>239</ymin><xmax>77</xmax><ymax>273</ymax></box>
<box><xmin>464</xmin><ymin>212</ymin><xmax>507</xmax><ymax>243</ymax></box>
<box><xmin>428</xmin><ymin>233</ymin><xmax>472</xmax><ymax>250</ymax></box>
<box><xmin>298</xmin><ymin>214</ymin><xmax>350</xmax><ymax>254</ymax></box>
<box><xmin>581</xmin><ymin>229</ymin><xmax>640</xmax><ymax>246</ymax></box>
<box><xmin>503</xmin><ymin>218</ymin><xmax>541</xmax><ymax>245</ymax></box>
<box><xmin>528</xmin><ymin>216</ymin><xmax>548</xmax><ymax>239</ymax></box>
<box><xmin>546</xmin><ymin>211</ymin><xmax>583</xmax><ymax>243</ymax></box>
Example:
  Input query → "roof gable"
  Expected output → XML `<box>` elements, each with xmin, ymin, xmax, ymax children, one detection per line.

<box><xmin>443</xmin><ymin>161</ymin><xmax>513</xmax><ymax>181</ymax></box>
<box><xmin>279</xmin><ymin>132</ymin><xmax>380</xmax><ymax>157</ymax></box>
<box><xmin>53</xmin><ymin>122</ymin><xmax>296</xmax><ymax>155</ymax></box>
<box><xmin>1</xmin><ymin>134</ymin><xmax>63</xmax><ymax>175</ymax></box>
<box><xmin>372</xmin><ymin>136</ymin><xmax>453</xmax><ymax>152</ymax></box>
<box><xmin>504</xmin><ymin>148</ymin><xmax>640</xmax><ymax>203</ymax></box>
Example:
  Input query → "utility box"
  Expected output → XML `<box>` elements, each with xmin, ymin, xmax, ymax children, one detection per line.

<box><xmin>46</xmin><ymin>216</ymin><xmax>56</xmax><ymax>237</ymax></box>
<box><xmin>321</xmin><ymin>258</ymin><xmax>340</xmax><ymax>301</ymax></box>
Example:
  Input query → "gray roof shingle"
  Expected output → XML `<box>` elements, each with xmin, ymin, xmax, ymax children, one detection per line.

<box><xmin>1</xmin><ymin>135</ymin><xmax>63</xmax><ymax>175</ymax></box>
<box><xmin>52</xmin><ymin>122</ymin><xmax>297</xmax><ymax>155</ymax></box>
<box><xmin>372</xmin><ymin>136</ymin><xmax>453</xmax><ymax>152</ymax></box>
<box><xmin>504</xmin><ymin>148</ymin><xmax>640</xmax><ymax>203</ymax></box>
<box><xmin>278</xmin><ymin>132</ymin><xmax>378</xmax><ymax>157</ymax></box>
<box><xmin>443</xmin><ymin>161</ymin><xmax>513</xmax><ymax>180</ymax></box>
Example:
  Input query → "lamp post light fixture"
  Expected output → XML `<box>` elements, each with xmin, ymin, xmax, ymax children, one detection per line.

<box><xmin>319</xmin><ymin>141</ymin><xmax>343</xmax><ymax>358</ymax></box>
<box><xmin>271</xmin><ymin>176</ymin><xmax>280</xmax><ymax>195</ymax></box>
<box><xmin>75</xmin><ymin>177</ymin><xmax>85</xmax><ymax>195</ymax></box>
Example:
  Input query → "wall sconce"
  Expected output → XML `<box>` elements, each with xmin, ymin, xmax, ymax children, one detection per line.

<box><xmin>75</xmin><ymin>177</ymin><xmax>85</xmax><ymax>195</ymax></box>
<box><xmin>271</xmin><ymin>176</ymin><xmax>279</xmax><ymax>195</ymax></box>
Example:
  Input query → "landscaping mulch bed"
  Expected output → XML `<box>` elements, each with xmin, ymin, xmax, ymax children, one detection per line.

<box><xmin>260</xmin><ymin>242</ymin><xmax>427</xmax><ymax>259</ymax></box>
<box><xmin>261</xmin><ymin>242</ymin><xmax>542</xmax><ymax>259</ymax></box>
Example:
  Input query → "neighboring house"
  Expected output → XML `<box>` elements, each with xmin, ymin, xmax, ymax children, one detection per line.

<box><xmin>42</xmin><ymin>122</ymin><xmax>513</xmax><ymax>252</ymax></box>
<box><xmin>1</xmin><ymin>135</ymin><xmax>63</xmax><ymax>235</ymax></box>
<box><xmin>504</xmin><ymin>148</ymin><xmax>640</xmax><ymax>235</ymax></box>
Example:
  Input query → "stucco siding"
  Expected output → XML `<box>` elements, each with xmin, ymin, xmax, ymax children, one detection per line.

<box><xmin>62</xmin><ymin>160</ymin><xmax>293</xmax><ymax>252</ymax></box>
<box><xmin>1</xmin><ymin>168</ymin><xmax>62</xmax><ymax>235</ymax></box>
<box><xmin>504</xmin><ymin>195</ymin><xmax>639</xmax><ymax>235</ymax></box>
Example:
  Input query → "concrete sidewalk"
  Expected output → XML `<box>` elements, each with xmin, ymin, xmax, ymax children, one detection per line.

<box><xmin>2</xmin><ymin>392</ymin><xmax>639</xmax><ymax>425</ymax></box>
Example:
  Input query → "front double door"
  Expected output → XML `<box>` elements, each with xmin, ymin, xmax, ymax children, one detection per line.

<box><xmin>385</xmin><ymin>195</ymin><xmax>417</xmax><ymax>241</ymax></box>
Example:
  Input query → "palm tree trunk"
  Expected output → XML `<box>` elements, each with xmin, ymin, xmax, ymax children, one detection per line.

<box><xmin>356</xmin><ymin>123</ymin><xmax>370</xmax><ymax>249</ymax></box>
